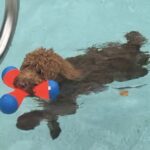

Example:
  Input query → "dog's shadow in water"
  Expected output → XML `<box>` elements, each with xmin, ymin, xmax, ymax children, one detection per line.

<box><xmin>16</xmin><ymin>31</ymin><xmax>149</xmax><ymax>139</ymax></box>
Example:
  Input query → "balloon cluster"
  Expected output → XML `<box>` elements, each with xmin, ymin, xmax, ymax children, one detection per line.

<box><xmin>0</xmin><ymin>66</ymin><xmax>60</xmax><ymax>114</ymax></box>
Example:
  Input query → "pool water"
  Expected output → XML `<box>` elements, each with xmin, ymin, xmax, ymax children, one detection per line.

<box><xmin>1</xmin><ymin>0</ymin><xmax>150</xmax><ymax>150</ymax></box>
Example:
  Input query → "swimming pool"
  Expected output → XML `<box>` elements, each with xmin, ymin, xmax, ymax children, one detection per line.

<box><xmin>0</xmin><ymin>0</ymin><xmax>150</xmax><ymax>150</ymax></box>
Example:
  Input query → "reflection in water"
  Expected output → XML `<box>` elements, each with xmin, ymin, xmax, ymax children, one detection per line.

<box><xmin>16</xmin><ymin>31</ymin><xmax>149</xmax><ymax>139</ymax></box>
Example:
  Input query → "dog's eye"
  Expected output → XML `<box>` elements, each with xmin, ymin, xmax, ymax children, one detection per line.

<box><xmin>37</xmin><ymin>69</ymin><xmax>42</xmax><ymax>74</ymax></box>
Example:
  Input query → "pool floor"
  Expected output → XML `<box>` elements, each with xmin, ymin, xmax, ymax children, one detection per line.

<box><xmin>0</xmin><ymin>0</ymin><xmax>150</xmax><ymax>150</ymax></box>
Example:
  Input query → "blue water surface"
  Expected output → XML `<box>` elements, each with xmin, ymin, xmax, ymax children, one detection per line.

<box><xmin>0</xmin><ymin>0</ymin><xmax>150</xmax><ymax>150</ymax></box>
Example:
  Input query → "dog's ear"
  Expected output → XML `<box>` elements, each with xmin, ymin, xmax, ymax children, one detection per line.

<box><xmin>61</xmin><ymin>60</ymin><xmax>82</xmax><ymax>80</ymax></box>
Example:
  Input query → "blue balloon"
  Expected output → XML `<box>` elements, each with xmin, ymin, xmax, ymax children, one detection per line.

<box><xmin>48</xmin><ymin>80</ymin><xmax>60</xmax><ymax>101</ymax></box>
<box><xmin>1</xmin><ymin>66</ymin><xmax>17</xmax><ymax>79</ymax></box>
<box><xmin>0</xmin><ymin>94</ymin><xmax>18</xmax><ymax>114</ymax></box>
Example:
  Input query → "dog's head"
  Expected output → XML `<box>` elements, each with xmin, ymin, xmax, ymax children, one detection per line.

<box><xmin>13</xmin><ymin>69</ymin><xmax>43</xmax><ymax>95</ymax></box>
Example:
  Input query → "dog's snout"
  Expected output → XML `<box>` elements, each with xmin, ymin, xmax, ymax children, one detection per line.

<box><xmin>17</xmin><ymin>82</ymin><xmax>27</xmax><ymax>89</ymax></box>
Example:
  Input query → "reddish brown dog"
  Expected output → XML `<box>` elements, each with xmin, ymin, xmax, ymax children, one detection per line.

<box><xmin>14</xmin><ymin>48</ymin><xmax>81</xmax><ymax>95</ymax></box>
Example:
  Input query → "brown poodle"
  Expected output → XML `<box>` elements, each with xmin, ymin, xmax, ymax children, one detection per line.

<box><xmin>14</xmin><ymin>48</ymin><xmax>81</xmax><ymax>95</ymax></box>
<box><xmin>14</xmin><ymin>31</ymin><xmax>148</xmax><ymax>96</ymax></box>
<box><xmin>16</xmin><ymin>31</ymin><xmax>150</xmax><ymax>139</ymax></box>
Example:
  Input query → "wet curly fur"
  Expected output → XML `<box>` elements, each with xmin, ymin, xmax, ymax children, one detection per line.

<box><xmin>13</xmin><ymin>48</ymin><xmax>81</xmax><ymax>95</ymax></box>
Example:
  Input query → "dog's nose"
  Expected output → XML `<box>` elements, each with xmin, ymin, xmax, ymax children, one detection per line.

<box><xmin>19</xmin><ymin>83</ymin><xmax>26</xmax><ymax>88</ymax></box>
